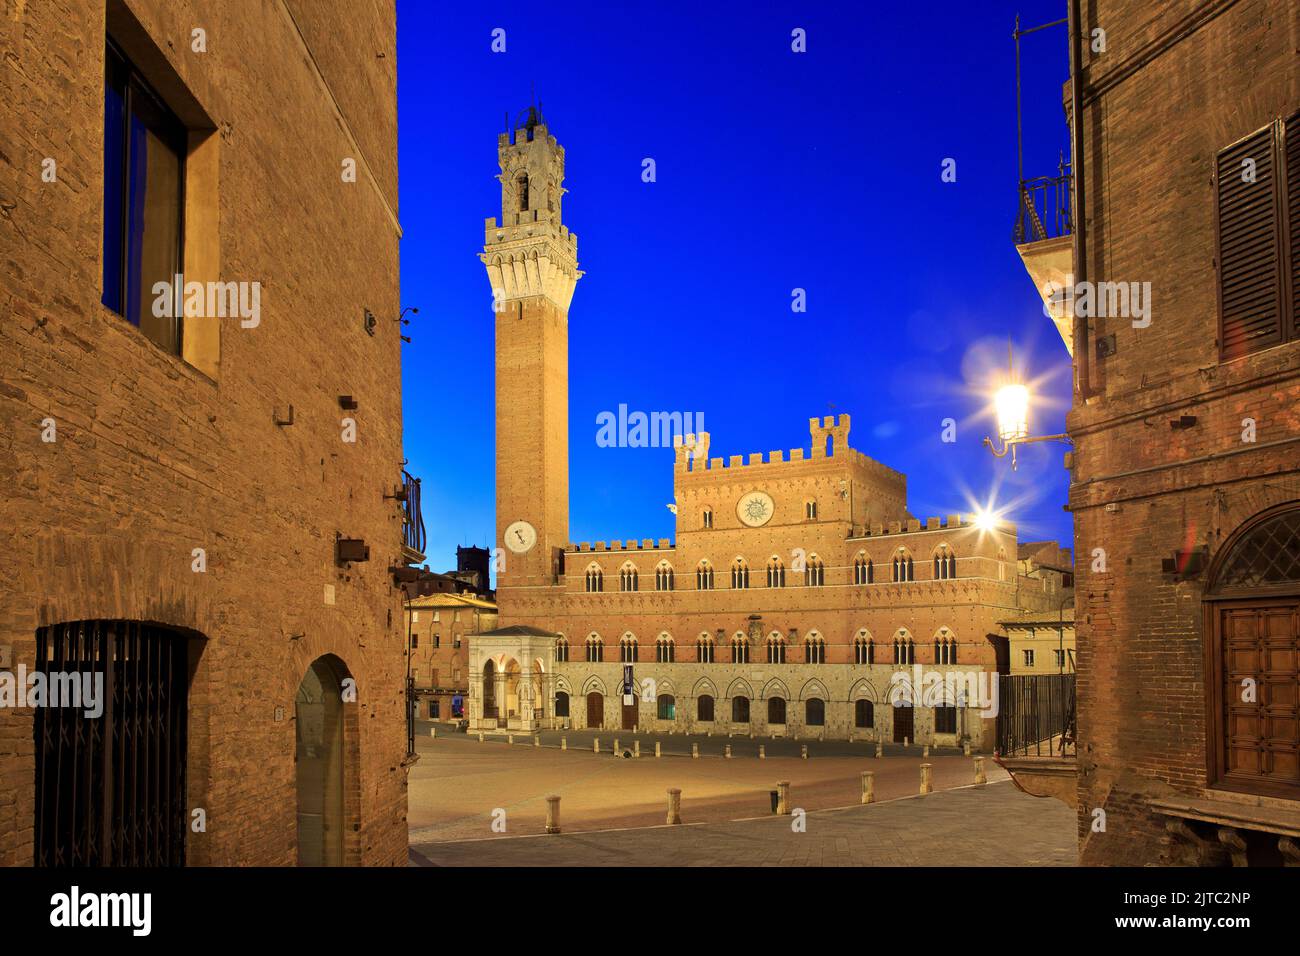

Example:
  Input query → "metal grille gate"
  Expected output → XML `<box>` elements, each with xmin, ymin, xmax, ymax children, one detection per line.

<box><xmin>34</xmin><ymin>620</ymin><xmax>189</xmax><ymax>866</ymax></box>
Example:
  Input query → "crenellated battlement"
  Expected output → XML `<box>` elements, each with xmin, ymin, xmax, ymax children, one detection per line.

<box><xmin>568</xmin><ymin>538</ymin><xmax>674</xmax><ymax>554</ymax></box>
<box><xmin>848</xmin><ymin>514</ymin><xmax>1015</xmax><ymax>539</ymax></box>
<box><xmin>671</xmin><ymin>416</ymin><xmax>904</xmax><ymax>488</ymax></box>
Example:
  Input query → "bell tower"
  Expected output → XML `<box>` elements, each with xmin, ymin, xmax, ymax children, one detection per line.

<box><xmin>481</xmin><ymin>106</ymin><xmax>581</xmax><ymax>601</ymax></box>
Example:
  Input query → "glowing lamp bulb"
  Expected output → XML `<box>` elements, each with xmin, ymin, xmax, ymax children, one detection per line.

<box><xmin>994</xmin><ymin>384</ymin><xmax>1030</xmax><ymax>443</ymax></box>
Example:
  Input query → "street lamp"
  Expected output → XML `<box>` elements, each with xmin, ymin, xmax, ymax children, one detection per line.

<box><xmin>982</xmin><ymin>346</ymin><xmax>1070</xmax><ymax>470</ymax></box>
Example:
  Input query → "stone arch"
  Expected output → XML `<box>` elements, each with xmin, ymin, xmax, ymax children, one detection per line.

<box><xmin>692</xmin><ymin>676</ymin><xmax>718</xmax><ymax>698</ymax></box>
<box><xmin>295</xmin><ymin>653</ymin><xmax>361</xmax><ymax>867</ymax></box>
<box><xmin>656</xmin><ymin>678</ymin><xmax>677</xmax><ymax>696</ymax></box>
<box><xmin>760</xmin><ymin>677</ymin><xmax>790</xmax><ymax>700</ymax></box>
<box><xmin>725</xmin><ymin>677</ymin><xmax>754</xmax><ymax>699</ymax></box>
<box><xmin>849</xmin><ymin>677</ymin><xmax>879</xmax><ymax>702</ymax></box>
<box><xmin>581</xmin><ymin>674</ymin><xmax>607</xmax><ymax>696</ymax></box>
<box><xmin>798</xmin><ymin>677</ymin><xmax>829</xmax><ymax>701</ymax></box>
<box><xmin>553</xmin><ymin>674</ymin><xmax>573</xmax><ymax>694</ymax></box>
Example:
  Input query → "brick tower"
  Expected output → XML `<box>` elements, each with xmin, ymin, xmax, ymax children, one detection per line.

<box><xmin>481</xmin><ymin>107</ymin><xmax>581</xmax><ymax>605</ymax></box>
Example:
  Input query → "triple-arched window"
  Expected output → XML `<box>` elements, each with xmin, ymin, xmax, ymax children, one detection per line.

<box><xmin>656</xmin><ymin>634</ymin><xmax>675</xmax><ymax>663</ymax></box>
<box><xmin>933</xmin><ymin>545</ymin><xmax>957</xmax><ymax>580</ymax></box>
<box><xmin>696</xmin><ymin>633</ymin><xmax>715</xmax><ymax>664</ymax></box>
<box><xmin>892</xmin><ymin>553</ymin><xmax>915</xmax><ymax>582</ymax></box>
<box><xmin>935</xmin><ymin>632</ymin><xmax>958</xmax><ymax>665</ymax></box>
<box><xmin>732</xmin><ymin>634</ymin><xmax>750</xmax><ymax>664</ymax></box>
<box><xmin>804</xmin><ymin>634</ymin><xmax>826</xmax><ymax>664</ymax></box>
<box><xmin>767</xmin><ymin>557</ymin><xmax>786</xmax><ymax>588</ymax></box>
<box><xmin>766</xmin><ymin>633</ymin><xmax>786</xmax><ymax>664</ymax></box>
<box><xmin>731</xmin><ymin>558</ymin><xmax>750</xmax><ymax>589</ymax></box>
<box><xmin>620</xmin><ymin>562</ymin><xmax>638</xmax><ymax>592</ymax></box>
<box><xmin>893</xmin><ymin>636</ymin><xmax>916</xmax><ymax>664</ymax></box>
<box><xmin>619</xmin><ymin>634</ymin><xmax>638</xmax><ymax>663</ymax></box>
<box><xmin>853</xmin><ymin>633</ymin><xmax>874</xmax><ymax>664</ymax></box>
<box><xmin>697</xmin><ymin>560</ymin><xmax>715</xmax><ymax>590</ymax></box>
<box><xmin>655</xmin><ymin>561</ymin><xmax>674</xmax><ymax>591</ymax></box>
<box><xmin>585</xmin><ymin>634</ymin><xmax>603</xmax><ymax>662</ymax></box>
<box><xmin>854</xmin><ymin>553</ymin><xmax>873</xmax><ymax>584</ymax></box>
<box><xmin>804</xmin><ymin>555</ymin><xmax>825</xmax><ymax>587</ymax></box>
<box><xmin>585</xmin><ymin>564</ymin><xmax>603</xmax><ymax>592</ymax></box>
<box><xmin>555</xmin><ymin>637</ymin><xmax>569</xmax><ymax>662</ymax></box>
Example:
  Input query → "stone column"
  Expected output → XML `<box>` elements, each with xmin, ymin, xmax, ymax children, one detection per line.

<box><xmin>920</xmin><ymin>763</ymin><xmax>933</xmax><ymax>794</ymax></box>
<box><xmin>667</xmin><ymin>788</ymin><xmax>682</xmax><ymax>825</ymax></box>
<box><xmin>545</xmin><ymin>796</ymin><xmax>561</xmax><ymax>834</ymax></box>
<box><xmin>861</xmin><ymin>770</ymin><xmax>875</xmax><ymax>804</ymax></box>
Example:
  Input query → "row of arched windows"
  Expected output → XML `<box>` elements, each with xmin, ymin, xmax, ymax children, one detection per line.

<box><xmin>583</xmin><ymin>547</ymin><xmax>981</xmax><ymax>592</ymax></box>
<box><xmin>556</xmin><ymin>631</ymin><xmax>957</xmax><ymax>665</ymax></box>
<box><xmin>556</xmin><ymin>691</ymin><xmax>883</xmax><ymax>731</ymax></box>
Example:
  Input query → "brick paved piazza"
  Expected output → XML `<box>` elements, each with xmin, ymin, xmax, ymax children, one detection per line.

<box><xmin>407</xmin><ymin>727</ymin><xmax>1077</xmax><ymax>866</ymax></box>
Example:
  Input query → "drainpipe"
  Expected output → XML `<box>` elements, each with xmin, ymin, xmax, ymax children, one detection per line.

<box><xmin>1068</xmin><ymin>0</ymin><xmax>1093</xmax><ymax>401</ymax></box>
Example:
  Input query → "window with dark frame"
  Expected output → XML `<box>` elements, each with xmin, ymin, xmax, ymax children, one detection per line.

<box><xmin>102</xmin><ymin>40</ymin><xmax>187</xmax><ymax>356</ymax></box>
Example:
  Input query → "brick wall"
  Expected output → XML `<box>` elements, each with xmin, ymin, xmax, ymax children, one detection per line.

<box><xmin>0</xmin><ymin>0</ymin><xmax>407</xmax><ymax>865</ymax></box>
<box><xmin>1070</xmin><ymin>0</ymin><xmax>1300</xmax><ymax>864</ymax></box>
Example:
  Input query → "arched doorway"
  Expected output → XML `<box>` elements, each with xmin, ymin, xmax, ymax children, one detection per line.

<box><xmin>893</xmin><ymin>702</ymin><xmax>914</xmax><ymax>742</ymax></box>
<box><xmin>586</xmin><ymin>691</ymin><xmax>604</xmax><ymax>728</ymax></box>
<box><xmin>1206</xmin><ymin>502</ymin><xmax>1300</xmax><ymax>798</ymax></box>
<box><xmin>768</xmin><ymin>697</ymin><xmax>786</xmax><ymax>724</ymax></box>
<box><xmin>296</xmin><ymin>655</ymin><xmax>349</xmax><ymax>867</ymax></box>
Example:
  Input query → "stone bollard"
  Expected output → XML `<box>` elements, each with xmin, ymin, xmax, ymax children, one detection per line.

<box><xmin>655</xmin><ymin>741</ymin><xmax>661</xmax><ymax>758</ymax></box>
<box><xmin>963</xmin><ymin>741</ymin><xmax>972</xmax><ymax>757</ymax></box>
<box><xmin>508</xmin><ymin>734</ymin><xmax>514</xmax><ymax>745</ymax></box>
<box><xmin>613</xmin><ymin>738</ymin><xmax>620</xmax><ymax>754</ymax></box>
<box><xmin>430</xmin><ymin>726</ymin><xmax>437</xmax><ymax>739</ymax></box>
<box><xmin>904</xmin><ymin>736</ymin><xmax>910</xmax><ymax>748</ymax></box>
<box><xmin>922</xmin><ymin>744</ymin><xmax>930</xmax><ymax>758</ymax></box>
<box><xmin>692</xmin><ymin>742</ymin><xmax>699</xmax><ymax>759</ymax></box>
<box><xmin>667</xmin><ymin>788</ymin><xmax>682</xmax><ymax>825</ymax></box>
<box><xmin>776</xmin><ymin>780</ymin><xmax>791</xmax><ymax>815</ymax></box>
<box><xmin>861</xmin><ymin>770</ymin><xmax>875</xmax><ymax>804</ymax></box>
<box><xmin>974</xmin><ymin>756</ymin><xmax>987</xmax><ymax>785</ymax></box>
<box><xmin>534</xmin><ymin>735</ymin><xmax>540</xmax><ymax>748</ymax></box>
<box><xmin>758</xmin><ymin>745</ymin><xmax>766</xmax><ymax>759</ymax></box>
<box><xmin>545</xmin><ymin>795</ymin><xmax>561</xmax><ymax>834</ymax></box>
<box><xmin>875</xmin><ymin>741</ymin><xmax>883</xmax><ymax>758</ymax></box>
<box><xmin>594</xmin><ymin>738</ymin><xmax>600</xmax><ymax>754</ymax></box>
<box><xmin>801</xmin><ymin>744</ymin><xmax>809</xmax><ymax>760</ymax></box>
<box><xmin>478</xmin><ymin>733</ymin><xmax>484</xmax><ymax>743</ymax></box>
<box><xmin>920</xmin><ymin>763</ymin><xmax>933</xmax><ymax>794</ymax></box>
<box><xmin>561</xmin><ymin>737</ymin><xmax>567</xmax><ymax>751</ymax></box>
<box><xmin>724</xmin><ymin>744</ymin><xmax>732</xmax><ymax>759</ymax></box>
<box><xmin>634</xmin><ymin>740</ymin><xmax>641</xmax><ymax>758</ymax></box>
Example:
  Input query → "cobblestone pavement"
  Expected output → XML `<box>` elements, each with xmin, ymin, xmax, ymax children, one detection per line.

<box><xmin>410</xmin><ymin>779</ymin><xmax>1077</xmax><ymax>866</ymax></box>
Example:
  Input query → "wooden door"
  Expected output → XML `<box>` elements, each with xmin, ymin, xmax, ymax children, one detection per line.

<box><xmin>893</xmin><ymin>703</ymin><xmax>913</xmax><ymax>742</ymax></box>
<box><xmin>586</xmin><ymin>692</ymin><xmax>603</xmax><ymax>729</ymax></box>
<box><xmin>621</xmin><ymin>698</ymin><xmax>638</xmax><ymax>730</ymax></box>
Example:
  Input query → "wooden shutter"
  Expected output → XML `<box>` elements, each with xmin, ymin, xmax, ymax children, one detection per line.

<box><xmin>1286</xmin><ymin>110</ymin><xmax>1300</xmax><ymax>342</ymax></box>
<box><xmin>1216</xmin><ymin>123</ymin><xmax>1282</xmax><ymax>359</ymax></box>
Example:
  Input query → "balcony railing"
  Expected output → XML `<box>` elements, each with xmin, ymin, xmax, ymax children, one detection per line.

<box><xmin>1013</xmin><ymin>162</ymin><xmax>1072</xmax><ymax>244</ymax></box>
<box><xmin>996</xmin><ymin>673</ymin><xmax>1076</xmax><ymax>757</ymax></box>
<box><xmin>401</xmin><ymin>469</ymin><xmax>426</xmax><ymax>564</ymax></box>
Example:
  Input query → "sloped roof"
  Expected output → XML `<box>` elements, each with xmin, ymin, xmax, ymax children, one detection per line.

<box><xmin>472</xmin><ymin>624</ymin><xmax>559</xmax><ymax>638</ymax></box>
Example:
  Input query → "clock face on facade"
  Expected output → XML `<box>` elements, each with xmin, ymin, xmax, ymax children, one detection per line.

<box><xmin>736</xmin><ymin>491</ymin><xmax>775</xmax><ymax>528</ymax></box>
<box><xmin>504</xmin><ymin>520</ymin><xmax>537</xmax><ymax>553</ymax></box>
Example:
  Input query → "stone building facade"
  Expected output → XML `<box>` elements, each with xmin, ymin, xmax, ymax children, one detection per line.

<box><xmin>0</xmin><ymin>0</ymin><xmax>409</xmax><ymax>866</ymax></box>
<box><xmin>1018</xmin><ymin>0</ymin><xmax>1300</xmax><ymax>865</ymax></box>
<box><xmin>407</xmin><ymin>592</ymin><xmax>497</xmax><ymax>720</ymax></box>
<box><xmin>473</xmin><ymin>111</ymin><xmax>1067</xmax><ymax>749</ymax></box>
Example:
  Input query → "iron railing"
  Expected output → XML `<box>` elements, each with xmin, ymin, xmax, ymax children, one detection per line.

<box><xmin>996</xmin><ymin>673</ymin><xmax>1076</xmax><ymax>758</ymax></box>
<box><xmin>401</xmin><ymin>468</ymin><xmax>426</xmax><ymax>560</ymax></box>
<box><xmin>1013</xmin><ymin>161</ymin><xmax>1072</xmax><ymax>244</ymax></box>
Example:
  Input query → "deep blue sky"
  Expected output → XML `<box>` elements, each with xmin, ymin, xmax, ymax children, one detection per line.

<box><xmin>397</xmin><ymin>1</ymin><xmax>1075</xmax><ymax>574</ymax></box>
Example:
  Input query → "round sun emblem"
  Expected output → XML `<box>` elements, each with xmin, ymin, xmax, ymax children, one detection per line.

<box><xmin>736</xmin><ymin>491</ymin><xmax>775</xmax><ymax>528</ymax></box>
